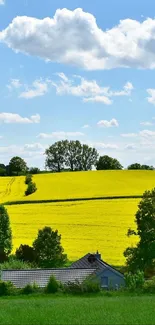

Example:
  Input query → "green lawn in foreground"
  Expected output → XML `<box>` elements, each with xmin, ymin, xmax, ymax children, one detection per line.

<box><xmin>0</xmin><ymin>295</ymin><xmax>155</xmax><ymax>325</ymax></box>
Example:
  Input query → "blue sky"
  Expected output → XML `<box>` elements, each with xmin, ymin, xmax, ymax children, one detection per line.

<box><xmin>0</xmin><ymin>0</ymin><xmax>155</xmax><ymax>168</ymax></box>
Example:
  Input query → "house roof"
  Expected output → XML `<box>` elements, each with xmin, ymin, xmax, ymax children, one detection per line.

<box><xmin>1</xmin><ymin>268</ymin><xmax>96</xmax><ymax>288</ymax></box>
<box><xmin>70</xmin><ymin>253</ymin><xmax>124</xmax><ymax>278</ymax></box>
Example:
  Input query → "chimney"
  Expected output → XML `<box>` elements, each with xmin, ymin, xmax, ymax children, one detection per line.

<box><xmin>95</xmin><ymin>250</ymin><xmax>101</xmax><ymax>260</ymax></box>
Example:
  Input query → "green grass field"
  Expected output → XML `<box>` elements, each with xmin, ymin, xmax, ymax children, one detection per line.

<box><xmin>0</xmin><ymin>295</ymin><xmax>155</xmax><ymax>325</ymax></box>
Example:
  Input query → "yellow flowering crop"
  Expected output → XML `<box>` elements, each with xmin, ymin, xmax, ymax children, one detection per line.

<box><xmin>25</xmin><ymin>170</ymin><xmax>155</xmax><ymax>201</ymax></box>
<box><xmin>7</xmin><ymin>199</ymin><xmax>139</xmax><ymax>265</ymax></box>
<box><xmin>0</xmin><ymin>176</ymin><xmax>26</xmax><ymax>204</ymax></box>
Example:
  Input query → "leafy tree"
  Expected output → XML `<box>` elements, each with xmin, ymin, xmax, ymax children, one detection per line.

<box><xmin>33</xmin><ymin>226</ymin><xmax>67</xmax><ymax>268</ymax></box>
<box><xmin>0</xmin><ymin>205</ymin><xmax>12</xmax><ymax>261</ymax></box>
<box><xmin>15</xmin><ymin>244</ymin><xmax>36</xmax><ymax>263</ymax></box>
<box><xmin>0</xmin><ymin>168</ymin><xmax>6</xmax><ymax>176</ymax></box>
<box><xmin>29</xmin><ymin>167</ymin><xmax>40</xmax><ymax>174</ymax></box>
<box><xmin>66</xmin><ymin>140</ymin><xmax>82</xmax><ymax>171</ymax></box>
<box><xmin>25</xmin><ymin>182</ymin><xmax>37</xmax><ymax>196</ymax></box>
<box><xmin>96</xmin><ymin>155</ymin><xmax>123</xmax><ymax>170</ymax></box>
<box><xmin>45</xmin><ymin>140</ymin><xmax>68</xmax><ymax>172</ymax></box>
<box><xmin>124</xmin><ymin>188</ymin><xmax>155</xmax><ymax>274</ymax></box>
<box><xmin>9</xmin><ymin>156</ymin><xmax>27</xmax><ymax>176</ymax></box>
<box><xmin>79</xmin><ymin>145</ymin><xmax>98</xmax><ymax>171</ymax></box>
<box><xmin>45</xmin><ymin>140</ymin><xmax>98</xmax><ymax>172</ymax></box>
<box><xmin>127</xmin><ymin>163</ymin><xmax>154</xmax><ymax>170</ymax></box>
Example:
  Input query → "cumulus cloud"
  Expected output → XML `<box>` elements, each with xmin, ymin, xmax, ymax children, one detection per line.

<box><xmin>0</xmin><ymin>113</ymin><xmax>40</xmax><ymax>124</ymax></box>
<box><xmin>19</xmin><ymin>80</ymin><xmax>48</xmax><ymax>99</ymax></box>
<box><xmin>147</xmin><ymin>89</ymin><xmax>155</xmax><ymax>105</ymax></box>
<box><xmin>2</xmin><ymin>8</ymin><xmax>155</xmax><ymax>70</ymax></box>
<box><xmin>97</xmin><ymin>118</ymin><xmax>119</xmax><ymax>127</ymax></box>
<box><xmin>52</xmin><ymin>73</ymin><xmax>133</xmax><ymax>104</ymax></box>
<box><xmin>140</xmin><ymin>121</ymin><xmax>153</xmax><ymax>126</ymax></box>
<box><xmin>24</xmin><ymin>143</ymin><xmax>45</xmax><ymax>151</ymax></box>
<box><xmin>82</xmin><ymin>124</ymin><xmax>90</xmax><ymax>129</ymax></box>
<box><xmin>37</xmin><ymin>131</ymin><xmax>84</xmax><ymax>139</ymax></box>
<box><xmin>7</xmin><ymin>79</ymin><xmax>22</xmax><ymax>90</ymax></box>
<box><xmin>0</xmin><ymin>0</ymin><xmax>5</xmax><ymax>5</ymax></box>
<box><xmin>139</xmin><ymin>129</ymin><xmax>155</xmax><ymax>137</ymax></box>
<box><xmin>95</xmin><ymin>142</ymin><xmax>119</xmax><ymax>150</ymax></box>
<box><xmin>124</xmin><ymin>144</ymin><xmax>137</xmax><ymax>150</ymax></box>
<box><xmin>121</xmin><ymin>133</ymin><xmax>138</xmax><ymax>137</ymax></box>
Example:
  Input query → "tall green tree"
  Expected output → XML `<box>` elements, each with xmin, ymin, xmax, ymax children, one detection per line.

<box><xmin>45</xmin><ymin>140</ymin><xmax>98</xmax><ymax>172</ymax></box>
<box><xmin>9</xmin><ymin>156</ymin><xmax>27</xmax><ymax>176</ymax></box>
<box><xmin>96</xmin><ymin>155</ymin><xmax>123</xmax><ymax>170</ymax></box>
<box><xmin>33</xmin><ymin>227</ymin><xmax>67</xmax><ymax>268</ymax></box>
<box><xmin>45</xmin><ymin>140</ymin><xmax>68</xmax><ymax>172</ymax></box>
<box><xmin>127</xmin><ymin>163</ymin><xmax>154</xmax><ymax>170</ymax></box>
<box><xmin>124</xmin><ymin>188</ymin><xmax>155</xmax><ymax>274</ymax></box>
<box><xmin>80</xmin><ymin>145</ymin><xmax>98</xmax><ymax>171</ymax></box>
<box><xmin>67</xmin><ymin>140</ymin><xmax>82</xmax><ymax>171</ymax></box>
<box><xmin>0</xmin><ymin>205</ymin><xmax>12</xmax><ymax>260</ymax></box>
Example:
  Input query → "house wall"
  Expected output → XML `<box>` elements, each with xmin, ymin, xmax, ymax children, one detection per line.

<box><xmin>96</xmin><ymin>269</ymin><xmax>125</xmax><ymax>289</ymax></box>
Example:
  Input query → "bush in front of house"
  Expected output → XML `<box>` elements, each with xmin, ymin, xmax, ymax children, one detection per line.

<box><xmin>125</xmin><ymin>270</ymin><xmax>144</xmax><ymax>291</ymax></box>
<box><xmin>82</xmin><ymin>276</ymin><xmax>100</xmax><ymax>293</ymax></box>
<box><xmin>25</xmin><ymin>181</ymin><xmax>37</xmax><ymax>196</ymax></box>
<box><xmin>22</xmin><ymin>282</ymin><xmax>39</xmax><ymax>295</ymax></box>
<box><xmin>0</xmin><ymin>281</ymin><xmax>15</xmax><ymax>296</ymax></box>
<box><xmin>143</xmin><ymin>277</ymin><xmax>155</xmax><ymax>293</ymax></box>
<box><xmin>25</xmin><ymin>174</ymin><xmax>32</xmax><ymax>185</ymax></box>
<box><xmin>63</xmin><ymin>280</ymin><xmax>83</xmax><ymax>294</ymax></box>
<box><xmin>45</xmin><ymin>276</ymin><xmax>60</xmax><ymax>294</ymax></box>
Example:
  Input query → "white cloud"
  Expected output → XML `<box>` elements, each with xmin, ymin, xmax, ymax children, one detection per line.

<box><xmin>24</xmin><ymin>143</ymin><xmax>45</xmax><ymax>151</ymax></box>
<box><xmin>2</xmin><ymin>9</ymin><xmax>155</xmax><ymax>70</ymax></box>
<box><xmin>95</xmin><ymin>142</ymin><xmax>119</xmax><ymax>150</ymax></box>
<box><xmin>140</xmin><ymin>121</ymin><xmax>153</xmax><ymax>126</ymax></box>
<box><xmin>52</xmin><ymin>74</ymin><xmax>133</xmax><ymax>104</ymax></box>
<box><xmin>83</xmin><ymin>96</ymin><xmax>112</xmax><ymax>104</ymax></box>
<box><xmin>0</xmin><ymin>0</ymin><xmax>5</xmax><ymax>5</ymax></box>
<box><xmin>147</xmin><ymin>89</ymin><xmax>155</xmax><ymax>105</ymax></box>
<box><xmin>121</xmin><ymin>133</ymin><xmax>138</xmax><ymax>137</ymax></box>
<box><xmin>7</xmin><ymin>79</ymin><xmax>22</xmax><ymax>90</ymax></box>
<box><xmin>139</xmin><ymin>129</ymin><xmax>155</xmax><ymax>137</ymax></box>
<box><xmin>19</xmin><ymin>80</ymin><xmax>48</xmax><ymax>99</ymax></box>
<box><xmin>82</xmin><ymin>124</ymin><xmax>90</xmax><ymax>129</ymax></box>
<box><xmin>37</xmin><ymin>131</ymin><xmax>84</xmax><ymax>139</ymax></box>
<box><xmin>0</xmin><ymin>113</ymin><xmax>40</xmax><ymax>124</ymax></box>
<box><xmin>97</xmin><ymin>118</ymin><xmax>119</xmax><ymax>128</ymax></box>
<box><xmin>124</xmin><ymin>144</ymin><xmax>137</xmax><ymax>150</ymax></box>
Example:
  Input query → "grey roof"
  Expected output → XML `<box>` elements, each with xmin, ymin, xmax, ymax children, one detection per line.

<box><xmin>1</xmin><ymin>268</ymin><xmax>96</xmax><ymax>288</ymax></box>
<box><xmin>70</xmin><ymin>253</ymin><xmax>124</xmax><ymax>278</ymax></box>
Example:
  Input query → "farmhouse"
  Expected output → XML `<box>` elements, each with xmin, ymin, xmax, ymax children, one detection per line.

<box><xmin>1</xmin><ymin>252</ymin><xmax>124</xmax><ymax>289</ymax></box>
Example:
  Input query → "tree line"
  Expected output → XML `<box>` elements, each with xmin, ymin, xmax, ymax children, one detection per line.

<box><xmin>0</xmin><ymin>140</ymin><xmax>154</xmax><ymax>176</ymax></box>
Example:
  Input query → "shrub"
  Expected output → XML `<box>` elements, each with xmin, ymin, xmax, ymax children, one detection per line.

<box><xmin>82</xmin><ymin>276</ymin><xmax>100</xmax><ymax>293</ymax></box>
<box><xmin>25</xmin><ymin>182</ymin><xmax>37</xmax><ymax>196</ymax></box>
<box><xmin>45</xmin><ymin>276</ymin><xmax>60</xmax><ymax>294</ymax></box>
<box><xmin>63</xmin><ymin>280</ymin><xmax>83</xmax><ymax>294</ymax></box>
<box><xmin>0</xmin><ymin>281</ymin><xmax>15</xmax><ymax>296</ymax></box>
<box><xmin>0</xmin><ymin>257</ymin><xmax>33</xmax><ymax>270</ymax></box>
<box><xmin>125</xmin><ymin>270</ymin><xmax>144</xmax><ymax>291</ymax></box>
<box><xmin>143</xmin><ymin>277</ymin><xmax>155</xmax><ymax>293</ymax></box>
<box><xmin>15</xmin><ymin>245</ymin><xmax>36</xmax><ymax>263</ymax></box>
<box><xmin>22</xmin><ymin>282</ymin><xmax>39</xmax><ymax>295</ymax></box>
<box><xmin>25</xmin><ymin>174</ymin><xmax>32</xmax><ymax>185</ymax></box>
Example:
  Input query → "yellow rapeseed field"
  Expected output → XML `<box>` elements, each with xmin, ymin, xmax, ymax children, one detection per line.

<box><xmin>0</xmin><ymin>176</ymin><xmax>26</xmax><ymax>203</ymax></box>
<box><xmin>25</xmin><ymin>170</ymin><xmax>155</xmax><ymax>201</ymax></box>
<box><xmin>7</xmin><ymin>199</ymin><xmax>139</xmax><ymax>265</ymax></box>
